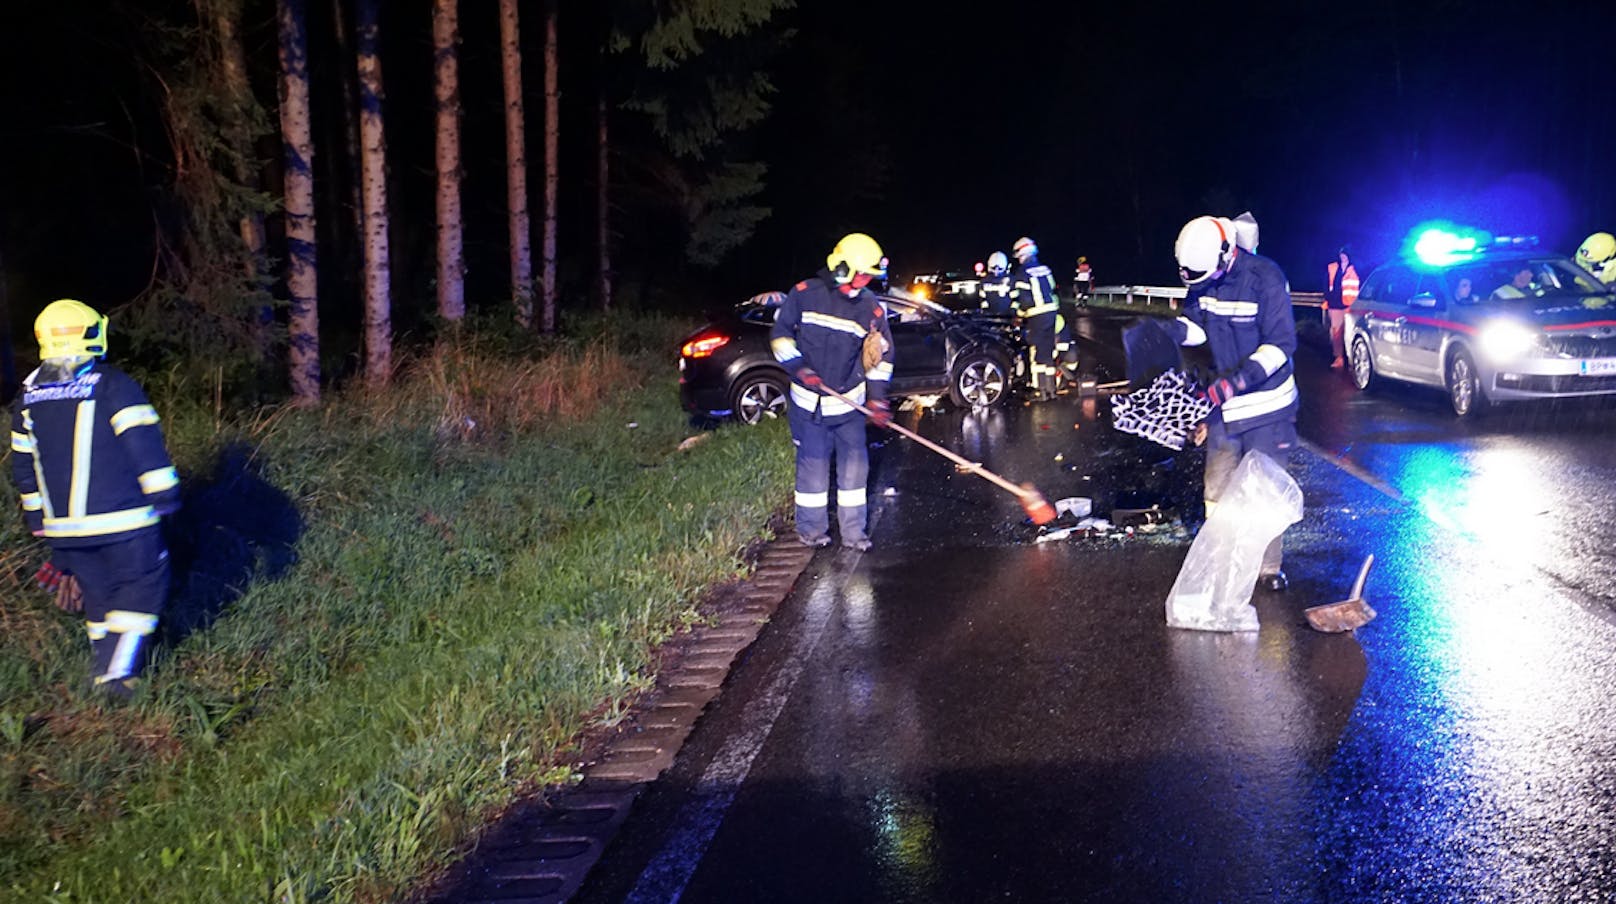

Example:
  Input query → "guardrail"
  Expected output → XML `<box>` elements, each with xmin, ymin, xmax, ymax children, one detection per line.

<box><xmin>1082</xmin><ymin>285</ymin><xmax>1186</xmax><ymax>315</ymax></box>
<box><xmin>1081</xmin><ymin>285</ymin><xmax>1326</xmax><ymax>317</ymax></box>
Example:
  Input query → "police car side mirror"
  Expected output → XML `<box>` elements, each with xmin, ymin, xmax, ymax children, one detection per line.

<box><xmin>1409</xmin><ymin>292</ymin><xmax>1438</xmax><ymax>309</ymax></box>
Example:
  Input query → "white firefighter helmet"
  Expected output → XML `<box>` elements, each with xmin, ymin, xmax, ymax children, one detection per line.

<box><xmin>987</xmin><ymin>251</ymin><xmax>1009</xmax><ymax>275</ymax></box>
<box><xmin>1012</xmin><ymin>236</ymin><xmax>1038</xmax><ymax>264</ymax></box>
<box><xmin>1175</xmin><ymin>215</ymin><xmax>1238</xmax><ymax>286</ymax></box>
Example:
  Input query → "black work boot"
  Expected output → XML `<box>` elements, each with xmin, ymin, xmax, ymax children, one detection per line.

<box><xmin>1258</xmin><ymin>571</ymin><xmax>1288</xmax><ymax>592</ymax></box>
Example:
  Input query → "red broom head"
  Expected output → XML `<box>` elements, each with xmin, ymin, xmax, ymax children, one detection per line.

<box><xmin>1021</xmin><ymin>483</ymin><xmax>1057</xmax><ymax>525</ymax></box>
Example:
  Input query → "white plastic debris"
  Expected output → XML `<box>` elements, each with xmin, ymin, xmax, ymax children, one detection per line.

<box><xmin>1165</xmin><ymin>451</ymin><xmax>1302</xmax><ymax>632</ymax></box>
<box><xmin>883</xmin><ymin>487</ymin><xmax>898</xmax><ymax>497</ymax></box>
<box><xmin>1035</xmin><ymin>526</ymin><xmax>1079</xmax><ymax>543</ymax></box>
<box><xmin>1053</xmin><ymin>497</ymin><xmax>1092</xmax><ymax>518</ymax></box>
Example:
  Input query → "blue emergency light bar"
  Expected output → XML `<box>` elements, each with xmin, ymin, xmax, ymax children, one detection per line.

<box><xmin>1413</xmin><ymin>228</ymin><xmax>1480</xmax><ymax>266</ymax></box>
<box><xmin>1406</xmin><ymin>221</ymin><xmax>1539</xmax><ymax>268</ymax></box>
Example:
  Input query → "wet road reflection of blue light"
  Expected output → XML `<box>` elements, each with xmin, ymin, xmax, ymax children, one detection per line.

<box><xmin>1306</xmin><ymin>434</ymin><xmax>1616</xmax><ymax>901</ymax></box>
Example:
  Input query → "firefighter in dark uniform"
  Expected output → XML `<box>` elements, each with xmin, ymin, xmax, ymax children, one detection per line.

<box><xmin>771</xmin><ymin>233</ymin><xmax>896</xmax><ymax>551</ymax></box>
<box><xmin>1171</xmin><ymin>215</ymin><xmax>1299</xmax><ymax>591</ymax></box>
<box><xmin>11</xmin><ymin>300</ymin><xmax>181</xmax><ymax>698</ymax></box>
<box><xmin>979</xmin><ymin>251</ymin><xmax>1016</xmax><ymax>315</ymax></box>
<box><xmin>1054</xmin><ymin>310</ymin><xmax>1080</xmax><ymax>388</ymax></box>
<box><xmin>1012</xmin><ymin>236</ymin><xmax>1061</xmax><ymax>400</ymax></box>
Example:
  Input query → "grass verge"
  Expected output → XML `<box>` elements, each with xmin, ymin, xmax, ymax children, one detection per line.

<box><xmin>0</xmin><ymin>316</ymin><xmax>792</xmax><ymax>902</ymax></box>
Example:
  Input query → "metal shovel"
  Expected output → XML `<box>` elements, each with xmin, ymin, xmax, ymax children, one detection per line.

<box><xmin>1304</xmin><ymin>554</ymin><xmax>1378</xmax><ymax>633</ymax></box>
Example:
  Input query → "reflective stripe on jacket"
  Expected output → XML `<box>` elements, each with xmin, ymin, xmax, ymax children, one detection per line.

<box><xmin>770</xmin><ymin>270</ymin><xmax>896</xmax><ymax>419</ymax></box>
<box><xmin>1013</xmin><ymin>264</ymin><xmax>1060</xmax><ymax>318</ymax></box>
<box><xmin>1183</xmin><ymin>250</ymin><xmax>1299</xmax><ymax>434</ymax></box>
<box><xmin>1326</xmin><ymin>261</ymin><xmax>1360</xmax><ymax>309</ymax></box>
<box><xmin>979</xmin><ymin>276</ymin><xmax>1016</xmax><ymax>315</ymax></box>
<box><xmin>11</xmin><ymin>362</ymin><xmax>180</xmax><ymax>547</ymax></box>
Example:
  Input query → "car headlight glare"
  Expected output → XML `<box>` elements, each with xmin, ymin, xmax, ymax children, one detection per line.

<box><xmin>1477</xmin><ymin>321</ymin><xmax>1538</xmax><ymax>362</ymax></box>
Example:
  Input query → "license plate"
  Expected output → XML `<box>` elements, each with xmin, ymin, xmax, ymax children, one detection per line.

<box><xmin>1578</xmin><ymin>359</ymin><xmax>1616</xmax><ymax>375</ymax></box>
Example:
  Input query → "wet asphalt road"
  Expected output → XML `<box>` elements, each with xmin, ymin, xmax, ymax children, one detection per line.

<box><xmin>577</xmin><ymin>309</ymin><xmax>1616</xmax><ymax>903</ymax></box>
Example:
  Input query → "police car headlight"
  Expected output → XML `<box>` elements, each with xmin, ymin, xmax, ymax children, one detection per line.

<box><xmin>1478</xmin><ymin>320</ymin><xmax>1539</xmax><ymax>362</ymax></box>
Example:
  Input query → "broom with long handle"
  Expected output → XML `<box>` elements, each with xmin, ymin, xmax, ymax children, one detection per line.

<box><xmin>817</xmin><ymin>385</ymin><xmax>1057</xmax><ymax>525</ymax></box>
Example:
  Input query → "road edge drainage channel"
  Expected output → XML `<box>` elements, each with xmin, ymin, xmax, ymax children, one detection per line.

<box><xmin>419</xmin><ymin>537</ymin><xmax>817</xmax><ymax>904</ymax></box>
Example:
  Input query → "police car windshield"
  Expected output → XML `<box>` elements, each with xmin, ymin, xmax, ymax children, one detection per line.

<box><xmin>1447</xmin><ymin>257</ymin><xmax>1608</xmax><ymax>302</ymax></box>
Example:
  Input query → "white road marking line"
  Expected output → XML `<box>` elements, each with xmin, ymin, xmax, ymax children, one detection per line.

<box><xmin>625</xmin><ymin>507</ymin><xmax>885</xmax><ymax>903</ymax></box>
<box><xmin>1298</xmin><ymin>437</ymin><xmax>1408</xmax><ymax>504</ymax></box>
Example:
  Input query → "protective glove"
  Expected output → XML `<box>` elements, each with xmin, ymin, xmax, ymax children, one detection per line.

<box><xmin>866</xmin><ymin>399</ymin><xmax>892</xmax><ymax>428</ymax></box>
<box><xmin>34</xmin><ymin>561</ymin><xmax>64</xmax><ymax>593</ymax></box>
<box><xmin>1202</xmin><ymin>373</ymin><xmax>1247</xmax><ymax>408</ymax></box>
<box><xmin>795</xmin><ymin>367</ymin><xmax>823</xmax><ymax>390</ymax></box>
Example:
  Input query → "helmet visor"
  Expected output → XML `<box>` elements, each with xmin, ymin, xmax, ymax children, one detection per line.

<box><xmin>1179</xmin><ymin>265</ymin><xmax>1210</xmax><ymax>285</ymax></box>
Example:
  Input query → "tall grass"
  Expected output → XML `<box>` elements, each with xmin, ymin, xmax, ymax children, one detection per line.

<box><xmin>0</xmin><ymin>320</ymin><xmax>792</xmax><ymax>901</ymax></box>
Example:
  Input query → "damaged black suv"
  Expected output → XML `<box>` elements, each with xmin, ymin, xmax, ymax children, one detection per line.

<box><xmin>678</xmin><ymin>292</ymin><xmax>1020</xmax><ymax>424</ymax></box>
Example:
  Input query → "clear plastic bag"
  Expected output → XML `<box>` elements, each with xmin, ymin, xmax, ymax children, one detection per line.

<box><xmin>1166</xmin><ymin>450</ymin><xmax>1303</xmax><ymax>632</ymax></box>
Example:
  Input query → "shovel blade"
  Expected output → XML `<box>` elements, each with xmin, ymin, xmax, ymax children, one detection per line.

<box><xmin>1304</xmin><ymin>598</ymin><xmax>1378</xmax><ymax>633</ymax></box>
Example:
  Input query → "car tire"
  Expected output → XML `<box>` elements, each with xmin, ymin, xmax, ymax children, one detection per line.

<box><xmin>730</xmin><ymin>370</ymin><xmax>788</xmax><ymax>424</ymax></box>
<box><xmin>1445</xmin><ymin>348</ymin><xmax>1488</xmax><ymax>417</ymax></box>
<box><xmin>1349</xmin><ymin>335</ymin><xmax>1376</xmax><ymax>391</ymax></box>
<box><xmin>949</xmin><ymin>353</ymin><xmax>1010</xmax><ymax>408</ymax></box>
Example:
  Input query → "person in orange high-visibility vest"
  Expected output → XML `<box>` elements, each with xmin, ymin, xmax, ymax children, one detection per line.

<box><xmin>1324</xmin><ymin>246</ymin><xmax>1360</xmax><ymax>369</ymax></box>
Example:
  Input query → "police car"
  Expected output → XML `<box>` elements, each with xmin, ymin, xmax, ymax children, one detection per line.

<box><xmin>1346</xmin><ymin>230</ymin><xmax>1616</xmax><ymax>416</ymax></box>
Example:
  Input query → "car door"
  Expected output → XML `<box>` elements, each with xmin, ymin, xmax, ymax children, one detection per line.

<box><xmin>881</xmin><ymin>298</ymin><xmax>950</xmax><ymax>393</ymax></box>
<box><xmin>1397</xmin><ymin>274</ymin><xmax>1451</xmax><ymax>383</ymax></box>
<box><xmin>1356</xmin><ymin>265</ymin><xmax>1417</xmax><ymax>378</ymax></box>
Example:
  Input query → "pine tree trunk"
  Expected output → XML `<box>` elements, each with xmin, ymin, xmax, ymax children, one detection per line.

<box><xmin>212</xmin><ymin>2</ymin><xmax>268</xmax><ymax>271</ymax></box>
<box><xmin>541</xmin><ymin>1</ymin><xmax>559</xmax><ymax>332</ymax></box>
<box><xmin>279</xmin><ymin>0</ymin><xmax>320</xmax><ymax>406</ymax></box>
<box><xmin>499</xmin><ymin>0</ymin><xmax>534</xmax><ymax>330</ymax></box>
<box><xmin>356</xmin><ymin>0</ymin><xmax>393</xmax><ymax>387</ymax></box>
<box><xmin>332</xmin><ymin>0</ymin><xmax>366</xmax><ymax>262</ymax></box>
<box><xmin>596</xmin><ymin>80</ymin><xmax>612</xmax><ymax>313</ymax></box>
<box><xmin>433</xmin><ymin>0</ymin><xmax>465</xmax><ymax>323</ymax></box>
<box><xmin>210</xmin><ymin>0</ymin><xmax>275</xmax><ymax>362</ymax></box>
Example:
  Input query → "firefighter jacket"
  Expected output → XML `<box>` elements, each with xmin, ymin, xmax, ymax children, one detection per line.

<box><xmin>771</xmin><ymin>270</ymin><xmax>896</xmax><ymax>420</ymax></box>
<box><xmin>10</xmin><ymin>361</ymin><xmax>180</xmax><ymax>548</ymax></box>
<box><xmin>979</xmin><ymin>275</ymin><xmax>1017</xmax><ymax>315</ymax></box>
<box><xmin>1325</xmin><ymin>260</ymin><xmax>1360</xmax><ymax>309</ymax></box>
<box><xmin>1177</xmin><ymin>249</ymin><xmax>1298</xmax><ymax>435</ymax></box>
<box><xmin>1013</xmin><ymin>262</ymin><xmax>1060</xmax><ymax>320</ymax></box>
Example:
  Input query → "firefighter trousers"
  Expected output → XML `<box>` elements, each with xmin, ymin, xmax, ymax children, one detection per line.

<box><xmin>788</xmin><ymin>405</ymin><xmax>870</xmax><ymax>545</ymax></box>
<box><xmin>54</xmin><ymin>531</ymin><xmax>170</xmax><ymax>688</ymax></box>
<box><xmin>1023</xmin><ymin>312</ymin><xmax>1058</xmax><ymax>396</ymax></box>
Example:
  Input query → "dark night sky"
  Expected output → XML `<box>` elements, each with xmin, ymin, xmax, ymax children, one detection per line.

<box><xmin>752</xmin><ymin>0</ymin><xmax>1616</xmax><ymax>292</ymax></box>
<box><xmin>3</xmin><ymin>0</ymin><xmax>1615</xmax><ymax>332</ymax></box>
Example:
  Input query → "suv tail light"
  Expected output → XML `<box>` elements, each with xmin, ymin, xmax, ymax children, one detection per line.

<box><xmin>681</xmin><ymin>331</ymin><xmax>731</xmax><ymax>358</ymax></box>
